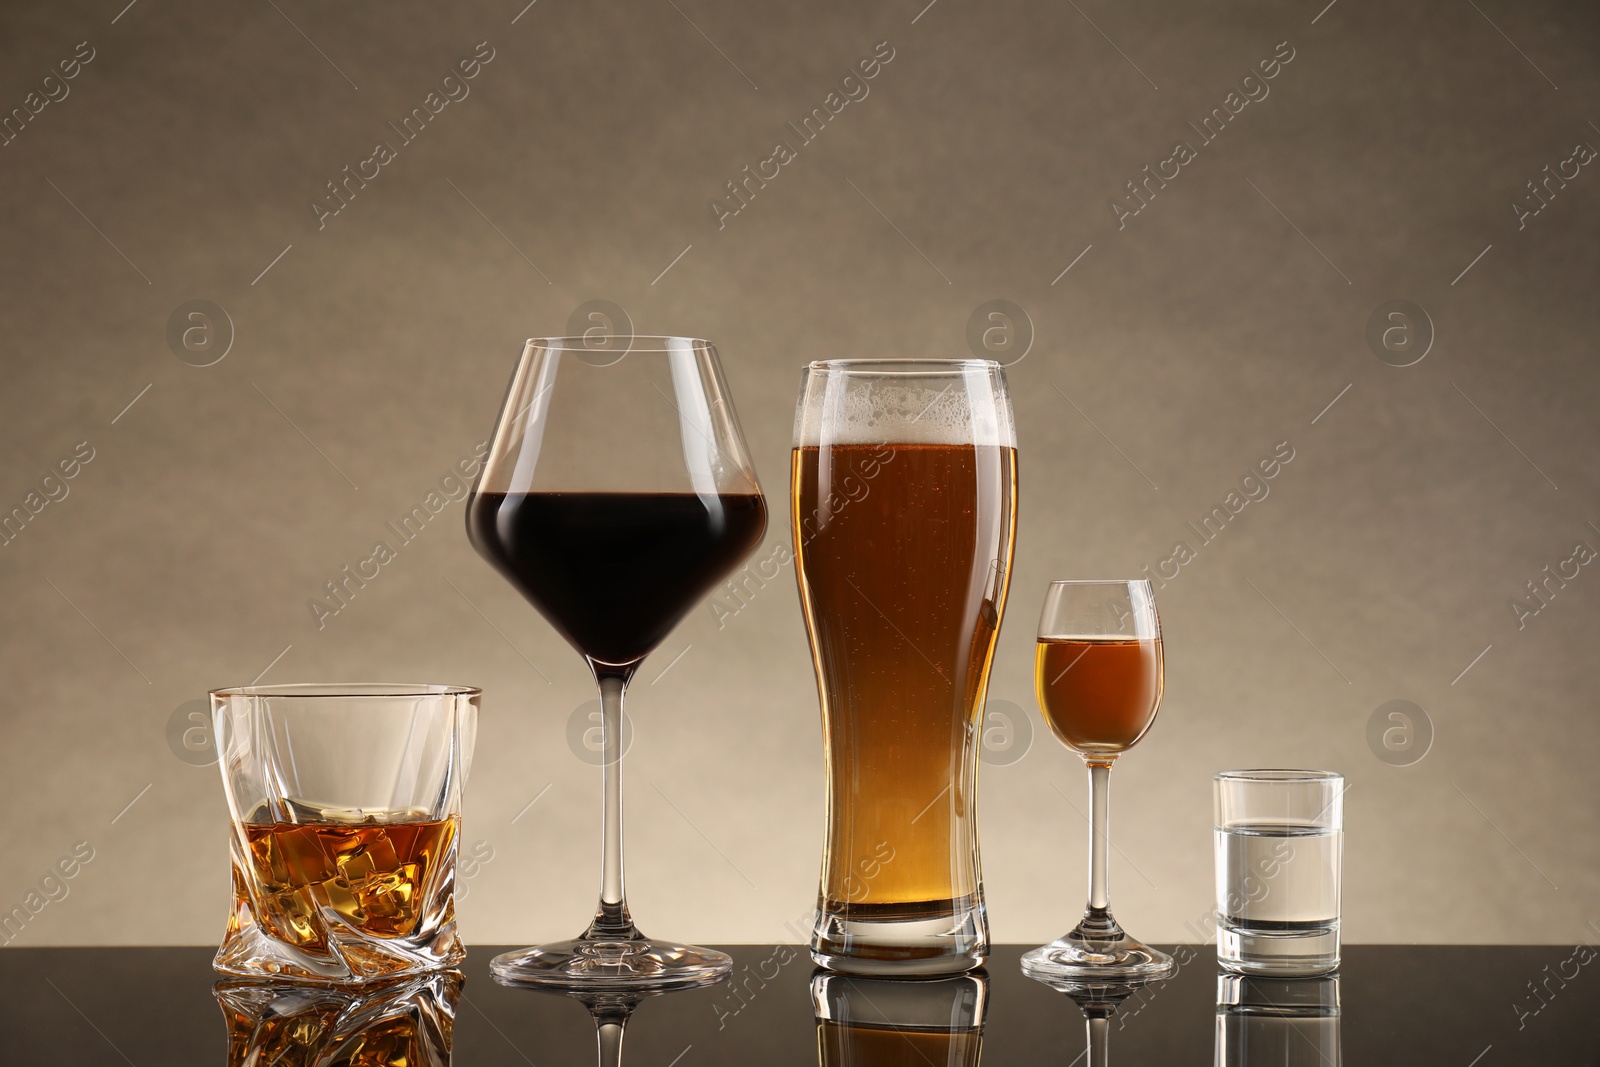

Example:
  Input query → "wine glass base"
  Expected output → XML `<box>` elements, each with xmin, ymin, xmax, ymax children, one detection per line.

<box><xmin>1021</xmin><ymin>933</ymin><xmax>1176</xmax><ymax>983</ymax></box>
<box><xmin>490</xmin><ymin>936</ymin><xmax>733</xmax><ymax>992</ymax></box>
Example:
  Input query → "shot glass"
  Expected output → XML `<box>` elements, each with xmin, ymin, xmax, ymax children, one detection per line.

<box><xmin>212</xmin><ymin>683</ymin><xmax>478</xmax><ymax>983</ymax></box>
<box><xmin>1213</xmin><ymin>770</ymin><xmax>1343</xmax><ymax>976</ymax></box>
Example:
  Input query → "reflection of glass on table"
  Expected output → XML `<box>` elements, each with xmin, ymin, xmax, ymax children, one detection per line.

<box><xmin>518</xmin><ymin>984</ymin><xmax>705</xmax><ymax>1067</ymax></box>
<box><xmin>1032</xmin><ymin>973</ymin><xmax>1165</xmax><ymax>1067</ymax></box>
<box><xmin>215</xmin><ymin>971</ymin><xmax>459</xmax><ymax>1067</ymax></box>
<box><xmin>811</xmin><ymin>970</ymin><xmax>987</xmax><ymax>1067</ymax></box>
<box><xmin>1216</xmin><ymin>973</ymin><xmax>1342</xmax><ymax>1067</ymax></box>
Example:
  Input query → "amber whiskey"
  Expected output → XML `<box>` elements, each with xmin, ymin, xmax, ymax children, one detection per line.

<box><xmin>234</xmin><ymin>814</ymin><xmax>458</xmax><ymax>950</ymax></box>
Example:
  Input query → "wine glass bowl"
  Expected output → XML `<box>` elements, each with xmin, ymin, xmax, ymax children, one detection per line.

<box><xmin>467</xmin><ymin>336</ymin><xmax>766</xmax><ymax>990</ymax></box>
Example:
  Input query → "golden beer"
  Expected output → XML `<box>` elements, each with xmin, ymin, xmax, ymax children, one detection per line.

<box><xmin>792</xmin><ymin>360</ymin><xmax>1017</xmax><ymax>974</ymax></box>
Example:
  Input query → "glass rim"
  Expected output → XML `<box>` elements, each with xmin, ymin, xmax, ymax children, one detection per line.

<box><xmin>1045</xmin><ymin>578</ymin><xmax>1154</xmax><ymax>588</ymax></box>
<box><xmin>1214</xmin><ymin>768</ymin><xmax>1343</xmax><ymax>783</ymax></box>
<box><xmin>803</xmin><ymin>358</ymin><xmax>1002</xmax><ymax>375</ymax></box>
<box><xmin>526</xmin><ymin>335</ymin><xmax>712</xmax><ymax>352</ymax></box>
<box><xmin>210</xmin><ymin>682</ymin><xmax>481</xmax><ymax>699</ymax></box>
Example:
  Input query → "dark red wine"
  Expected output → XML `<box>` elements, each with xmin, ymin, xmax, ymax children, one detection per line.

<box><xmin>467</xmin><ymin>491</ymin><xmax>767</xmax><ymax>671</ymax></box>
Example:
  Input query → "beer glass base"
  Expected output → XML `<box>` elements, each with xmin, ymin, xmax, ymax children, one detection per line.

<box><xmin>489</xmin><ymin>936</ymin><xmax>732</xmax><ymax>992</ymax></box>
<box><xmin>1021</xmin><ymin>933</ymin><xmax>1175</xmax><ymax>983</ymax></box>
<box><xmin>811</xmin><ymin>898</ymin><xmax>988</xmax><ymax>976</ymax></box>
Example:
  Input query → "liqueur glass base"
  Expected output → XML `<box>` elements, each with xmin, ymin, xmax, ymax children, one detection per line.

<box><xmin>1021</xmin><ymin>929</ymin><xmax>1175</xmax><ymax>983</ymax></box>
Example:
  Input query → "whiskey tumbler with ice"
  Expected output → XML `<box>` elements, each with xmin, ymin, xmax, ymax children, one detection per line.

<box><xmin>212</xmin><ymin>683</ymin><xmax>478</xmax><ymax>983</ymax></box>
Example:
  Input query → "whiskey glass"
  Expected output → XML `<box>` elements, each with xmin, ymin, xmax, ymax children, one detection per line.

<box><xmin>212</xmin><ymin>683</ymin><xmax>478</xmax><ymax>983</ymax></box>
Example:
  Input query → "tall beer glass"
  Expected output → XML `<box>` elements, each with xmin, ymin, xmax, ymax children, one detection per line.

<box><xmin>792</xmin><ymin>359</ymin><xmax>1017</xmax><ymax>975</ymax></box>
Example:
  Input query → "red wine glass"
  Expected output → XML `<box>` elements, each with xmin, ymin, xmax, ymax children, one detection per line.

<box><xmin>467</xmin><ymin>336</ymin><xmax>766</xmax><ymax>990</ymax></box>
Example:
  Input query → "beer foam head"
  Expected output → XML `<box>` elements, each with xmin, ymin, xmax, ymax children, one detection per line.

<box><xmin>794</xmin><ymin>361</ymin><xmax>1016</xmax><ymax>447</ymax></box>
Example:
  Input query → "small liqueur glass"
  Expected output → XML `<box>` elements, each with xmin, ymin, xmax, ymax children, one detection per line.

<box><xmin>1022</xmin><ymin>580</ymin><xmax>1174</xmax><ymax>982</ymax></box>
<box><xmin>211</xmin><ymin>683</ymin><xmax>478</xmax><ymax>984</ymax></box>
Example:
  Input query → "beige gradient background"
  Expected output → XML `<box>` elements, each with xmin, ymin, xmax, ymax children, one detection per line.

<box><xmin>0</xmin><ymin>0</ymin><xmax>1596</xmax><ymax>947</ymax></box>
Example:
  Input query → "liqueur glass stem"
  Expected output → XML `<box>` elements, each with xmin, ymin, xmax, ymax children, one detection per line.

<box><xmin>1087</xmin><ymin>762</ymin><xmax>1111</xmax><ymax>914</ymax></box>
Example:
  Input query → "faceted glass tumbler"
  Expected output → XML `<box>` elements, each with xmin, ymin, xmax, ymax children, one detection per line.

<box><xmin>212</xmin><ymin>683</ymin><xmax>478</xmax><ymax>983</ymax></box>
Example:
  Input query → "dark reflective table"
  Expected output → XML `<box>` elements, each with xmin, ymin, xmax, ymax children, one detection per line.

<box><xmin>4</xmin><ymin>945</ymin><xmax>1595</xmax><ymax>1064</ymax></box>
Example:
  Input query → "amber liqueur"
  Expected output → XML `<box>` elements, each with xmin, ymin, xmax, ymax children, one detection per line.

<box><xmin>1035</xmin><ymin>637</ymin><xmax>1162</xmax><ymax>756</ymax></box>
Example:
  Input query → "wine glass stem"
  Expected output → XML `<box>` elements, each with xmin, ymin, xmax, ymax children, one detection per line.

<box><xmin>596</xmin><ymin>1017</ymin><xmax>626</xmax><ymax>1067</ymax></box>
<box><xmin>1086</xmin><ymin>760</ymin><xmax>1111</xmax><ymax>913</ymax></box>
<box><xmin>590</xmin><ymin>674</ymin><xmax>635</xmax><ymax>937</ymax></box>
<box><xmin>1085</xmin><ymin>1015</ymin><xmax>1109</xmax><ymax>1067</ymax></box>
